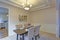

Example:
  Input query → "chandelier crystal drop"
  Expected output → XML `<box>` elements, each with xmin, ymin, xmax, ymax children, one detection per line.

<box><xmin>22</xmin><ymin>0</ymin><xmax>32</xmax><ymax>10</ymax></box>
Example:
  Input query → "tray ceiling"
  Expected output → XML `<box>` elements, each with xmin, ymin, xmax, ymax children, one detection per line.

<box><xmin>0</xmin><ymin>0</ymin><xmax>56</xmax><ymax>11</ymax></box>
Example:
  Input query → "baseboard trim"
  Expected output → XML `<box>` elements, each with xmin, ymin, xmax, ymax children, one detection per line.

<box><xmin>0</xmin><ymin>34</ymin><xmax>16</xmax><ymax>40</ymax></box>
<box><xmin>40</xmin><ymin>31</ymin><xmax>56</xmax><ymax>35</ymax></box>
<box><xmin>40</xmin><ymin>31</ymin><xmax>60</xmax><ymax>40</ymax></box>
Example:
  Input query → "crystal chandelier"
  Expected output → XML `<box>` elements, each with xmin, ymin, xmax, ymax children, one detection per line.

<box><xmin>22</xmin><ymin>0</ymin><xmax>32</xmax><ymax>10</ymax></box>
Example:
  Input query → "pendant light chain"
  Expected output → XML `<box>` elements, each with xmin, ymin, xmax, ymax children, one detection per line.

<box><xmin>26</xmin><ymin>0</ymin><xmax>27</xmax><ymax>6</ymax></box>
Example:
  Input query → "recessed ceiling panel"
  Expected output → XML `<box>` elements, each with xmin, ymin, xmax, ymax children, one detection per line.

<box><xmin>2</xmin><ymin>0</ymin><xmax>56</xmax><ymax>11</ymax></box>
<box><xmin>10</xmin><ymin>0</ymin><xmax>49</xmax><ymax>6</ymax></box>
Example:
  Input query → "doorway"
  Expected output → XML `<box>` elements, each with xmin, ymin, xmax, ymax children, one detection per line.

<box><xmin>0</xmin><ymin>7</ymin><xmax>8</xmax><ymax>38</ymax></box>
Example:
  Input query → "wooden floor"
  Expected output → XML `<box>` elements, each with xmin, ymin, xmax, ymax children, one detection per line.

<box><xmin>0</xmin><ymin>31</ymin><xmax>60</xmax><ymax>40</ymax></box>
<box><xmin>40</xmin><ymin>31</ymin><xmax>60</xmax><ymax>40</ymax></box>
<box><xmin>0</xmin><ymin>29</ymin><xmax>8</xmax><ymax>38</ymax></box>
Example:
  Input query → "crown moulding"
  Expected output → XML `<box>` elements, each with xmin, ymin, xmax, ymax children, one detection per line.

<box><xmin>0</xmin><ymin>0</ymin><xmax>56</xmax><ymax>11</ymax></box>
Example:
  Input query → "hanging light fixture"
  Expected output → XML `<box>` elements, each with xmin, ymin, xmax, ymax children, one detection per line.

<box><xmin>22</xmin><ymin>0</ymin><xmax>32</xmax><ymax>10</ymax></box>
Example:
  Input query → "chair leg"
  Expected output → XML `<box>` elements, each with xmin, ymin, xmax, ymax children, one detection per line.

<box><xmin>35</xmin><ymin>36</ymin><xmax>37</xmax><ymax>40</ymax></box>
<box><xmin>35</xmin><ymin>34</ymin><xmax>40</xmax><ymax>40</ymax></box>
<box><xmin>20</xmin><ymin>35</ymin><xmax>22</xmax><ymax>40</ymax></box>
<box><xmin>37</xmin><ymin>34</ymin><xmax>40</xmax><ymax>38</ymax></box>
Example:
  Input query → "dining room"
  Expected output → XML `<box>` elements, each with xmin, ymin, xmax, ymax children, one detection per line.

<box><xmin>0</xmin><ymin>0</ymin><xmax>59</xmax><ymax>40</ymax></box>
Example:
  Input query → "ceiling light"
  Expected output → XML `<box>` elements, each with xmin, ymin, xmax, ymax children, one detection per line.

<box><xmin>22</xmin><ymin>0</ymin><xmax>32</xmax><ymax>10</ymax></box>
<box><xmin>24</xmin><ymin>7</ymin><xmax>29</xmax><ymax>10</ymax></box>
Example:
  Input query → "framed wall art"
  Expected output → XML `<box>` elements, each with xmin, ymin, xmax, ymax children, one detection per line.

<box><xmin>19</xmin><ymin>15</ymin><xmax>27</xmax><ymax>22</ymax></box>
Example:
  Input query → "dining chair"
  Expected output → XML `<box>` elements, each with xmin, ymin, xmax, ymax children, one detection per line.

<box><xmin>25</xmin><ymin>27</ymin><xmax>34</xmax><ymax>40</ymax></box>
<box><xmin>34</xmin><ymin>25</ymin><xmax>41</xmax><ymax>40</ymax></box>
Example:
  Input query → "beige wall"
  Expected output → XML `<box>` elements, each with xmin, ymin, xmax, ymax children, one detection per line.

<box><xmin>0</xmin><ymin>1</ymin><xmax>56</xmax><ymax>36</ymax></box>
<box><xmin>0</xmin><ymin>2</ymin><xmax>28</xmax><ymax>36</ymax></box>
<box><xmin>29</xmin><ymin>7</ymin><xmax>56</xmax><ymax>34</ymax></box>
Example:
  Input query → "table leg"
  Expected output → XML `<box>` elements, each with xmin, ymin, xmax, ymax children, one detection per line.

<box><xmin>22</xmin><ymin>34</ymin><xmax>24</xmax><ymax>40</ymax></box>
<box><xmin>17</xmin><ymin>34</ymin><xmax>18</xmax><ymax>40</ymax></box>
<box><xmin>20</xmin><ymin>35</ymin><xmax>22</xmax><ymax>40</ymax></box>
<box><xmin>32</xmin><ymin>37</ymin><xmax>34</xmax><ymax>40</ymax></box>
